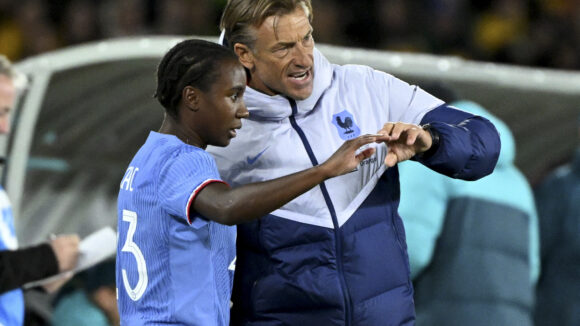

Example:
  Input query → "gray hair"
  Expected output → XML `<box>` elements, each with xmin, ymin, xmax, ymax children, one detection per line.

<box><xmin>220</xmin><ymin>0</ymin><xmax>313</xmax><ymax>50</ymax></box>
<box><xmin>0</xmin><ymin>55</ymin><xmax>28</xmax><ymax>92</ymax></box>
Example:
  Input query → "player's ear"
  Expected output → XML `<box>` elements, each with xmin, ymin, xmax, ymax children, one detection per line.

<box><xmin>183</xmin><ymin>86</ymin><xmax>200</xmax><ymax>112</ymax></box>
<box><xmin>234</xmin><ymin>43</ymin><xmax>254</xmax><ymax>71</ymax></box>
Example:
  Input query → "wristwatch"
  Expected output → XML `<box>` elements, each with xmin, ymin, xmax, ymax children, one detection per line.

<box><xmin>415</xmin><ymin>123</ymin><xmax>440</xmax><ymax>159</ymax></box>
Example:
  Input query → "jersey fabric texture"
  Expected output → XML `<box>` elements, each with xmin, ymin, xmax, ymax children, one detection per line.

<box><xmin>116</xmin><ymin>132</ymin><xmax>235</xmax><ymax>326</ymax></box>
<box><xmin>399</xmin><ymin>101</ymin><xmax>538</xmax><ymax>326</ymax></box>
<box><xmin>207</xmin><ymin>48</ymin><xmax>501</xmax><ymax>326</ymax></box>
<box><xmin>0</xmin><ymin>186</ymin><xmax>24</xmax><ymax>326</ymax></box>
<box><xmin>534</xmin><ymin>147</ymin><xmax>580</xmax><ymax>326</ymax></box>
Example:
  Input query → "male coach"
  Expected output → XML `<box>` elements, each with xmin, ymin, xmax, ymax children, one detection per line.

<box><xmin>208</xmin><ymin>0</ymin><xmax>501</xmax><ymax>325</ymax></box>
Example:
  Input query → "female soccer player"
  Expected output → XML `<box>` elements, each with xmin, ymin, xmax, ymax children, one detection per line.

<box><xmin>116</xmin><ymin>39</ymin><xmax>377</xmax><ymax>325</ymax></box>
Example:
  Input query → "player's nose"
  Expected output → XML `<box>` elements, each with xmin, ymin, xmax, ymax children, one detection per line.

<box><xmin>236</xmin><ymin>100</ymin><xmax>249</xmax><ymax>119</ymax></box>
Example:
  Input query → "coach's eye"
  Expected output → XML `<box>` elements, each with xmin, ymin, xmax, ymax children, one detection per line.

<box><xmin>272</xmin><ymin>46</ymin><xmax>289</xmax><ymax>58</ymax></box>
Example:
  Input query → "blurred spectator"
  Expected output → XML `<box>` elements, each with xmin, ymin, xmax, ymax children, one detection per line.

<box><xmin>527</xmin><ymin>1</ymin><xmax>580</xmax><ymax>69</ymax></box>
<box><xmin>419</xmin><ymin>0</ymin><xmax>471</xmax><ymax>57</ymax></box>
<box><xmin>99</xmin><ymin>0</ymin><xmax>150</xmax><ymax>38</ymax></box>
<box><xmin>0</xmin><ymin>0</ymin><xmax>61</xmax><ymax>60</ymax></box>
<box><xmin>533</xmin><ymin>115</ymin><xmax>580</xmax><ymax>326</ymax></box>
<box><xmin>0</xmin><ymin>1</ymin><xmax>22</xmax><ymax>60</ymax></box>
<box><xmin>154</xmin><ymin>0</ymin><xmax>219</xmax><ymax>35</ymax></box>
<box><xmin>61</xmin><ymin>0</ymin><xmax>102</xmax><ymax>45</ymax></box>
<box><xmin>339</xmin><ymin>0</ymin><xmax>377</xmax><ymax>47</ymax></box>
<box><xmin>0</xmin><ymin>54</ymin><xmax>80</xmax><ymax>326</ymax></box>
<box><xmin>154</xmin><ymin>0</ymin><xmax>194</xmax><ymax>35</ymax></box>
<box><xmin>311</xmin><ymin>0</ymin><xmax>347</xmax><ymax>46</ymax></box>
<box><xmin>375</xmin><ymin>0</ymin><xmax>426</xmax><ymax>52</ymax></box>
<box><xmin>398</xmin><ymin>84</ymin><xmax>539</xmax><ymax>325</ymax></box>
<box><xmin>471</xmin><ymin>0</ymin><xmax>529</xmax><ymax>61</ymax></box>
<box><xmin>51</xmin><ymin>259</ymin><xmax>119</xmax><ymax>326</ymax></box>
<box><xmin>15</xmin><ymin>0</ymin><xmax>61</xmax><ymax>57</ymax></box>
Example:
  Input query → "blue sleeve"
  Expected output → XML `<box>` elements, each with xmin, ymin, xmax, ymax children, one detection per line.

<box><xmin>158</xmin><ymin>150</ymin><xmax>223</xmax><ymax>226</ymax></box>
<box><xmin>416</xmin><ymin>104</ymin><xmax>501</xmax><ymax>181</ymax></box>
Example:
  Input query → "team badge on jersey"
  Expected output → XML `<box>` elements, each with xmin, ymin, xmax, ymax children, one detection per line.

<box><xmin>332</xmin><ymin>110</ymin><xmax>361</xmax><ymax>140</ymax></box>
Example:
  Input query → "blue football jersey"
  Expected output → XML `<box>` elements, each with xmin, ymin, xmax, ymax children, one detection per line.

<box><xmin>0</xmin><ymin>187</ymin><xmax>24</xmax><ymax>326</ymax></box>
<box><xmin>116</xmin><ymin>132</ymin><xmax>236</xmax><ymax>325</ymax></box>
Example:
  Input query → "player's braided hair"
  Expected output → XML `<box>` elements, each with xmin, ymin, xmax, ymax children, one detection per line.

<box><xmin>154</xmin><ymin>39</ymin><xmax>239</xmax><ymax>117</ymax></box>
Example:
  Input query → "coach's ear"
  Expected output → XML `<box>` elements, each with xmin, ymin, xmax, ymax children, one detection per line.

<box><xmin>234</xmin><ymin>43</ymin><xmax>255</xmax><ymax>71</ymax></box>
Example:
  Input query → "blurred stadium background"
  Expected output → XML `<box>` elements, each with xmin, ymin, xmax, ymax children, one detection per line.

<box><xmin>1</xmin><ymin>0</ymin><xmax>579</xmax><ymax>69</ymax></box>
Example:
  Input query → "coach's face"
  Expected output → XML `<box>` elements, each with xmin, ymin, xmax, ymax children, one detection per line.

<box><xmin>234</xmin><ymin>7</ymin><xmax>314</xmax><ymax>101</ymax></box>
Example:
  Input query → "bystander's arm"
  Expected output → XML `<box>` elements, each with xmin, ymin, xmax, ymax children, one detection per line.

<box><xmin>0</xmin><ymin>243</ymin><xmax>58</xmax><ymax>294</ymax></box>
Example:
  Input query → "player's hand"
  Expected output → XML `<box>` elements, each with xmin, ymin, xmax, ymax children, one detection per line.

<box><xmin>375</xmin><ymin>122</ymin><xmax>433</xmax><ymax>167</ymax></box>
<box><xmin>49</xmin><ymin>234</ymin><xmax>80</xmax><ymax>273</ymax></box>
<box><xmin>322</xmin><ymin>134</ymin><xmax>377</xmax><ymax>177</ymax></box>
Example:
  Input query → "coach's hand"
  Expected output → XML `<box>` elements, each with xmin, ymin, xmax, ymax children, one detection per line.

<box><xmin>375</xmin><ymin>122</ymin><xmax>433</xmax><ymax>167</ymax></box>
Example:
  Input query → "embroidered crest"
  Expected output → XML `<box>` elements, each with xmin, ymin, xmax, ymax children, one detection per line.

<box><xmin>332</xmin><ymin>110</ymin><xmax>361</xmax><ymax>140</ymax></box>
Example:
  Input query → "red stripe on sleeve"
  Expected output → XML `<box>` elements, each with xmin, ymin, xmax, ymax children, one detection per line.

<box><xmin>186</xmin><ymin>179</ymin><xmax>229</xmax><ymax>225</ymax></box>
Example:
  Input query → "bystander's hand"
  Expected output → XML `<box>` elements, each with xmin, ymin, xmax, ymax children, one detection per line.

<box><xmin>49</xmin><ymin>234</ymin><xmax>80</xmax><ymax>273</ymax></box>
<box><xmin>41</xmin><ymin>234</ymin><xmax>80</xmax><ymax>293</ymax></box>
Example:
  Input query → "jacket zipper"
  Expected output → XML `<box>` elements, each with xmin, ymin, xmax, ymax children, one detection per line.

<box><xmin>287</xmin><ymin>99</ymin><xmax>352</xmax><ymax>326</ymax></box>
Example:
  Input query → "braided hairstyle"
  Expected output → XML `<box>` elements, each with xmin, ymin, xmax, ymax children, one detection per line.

<box><xmin>154</xmin><ymin>39</ymin><xmax>240</xmax><ymax>117</ymax></box>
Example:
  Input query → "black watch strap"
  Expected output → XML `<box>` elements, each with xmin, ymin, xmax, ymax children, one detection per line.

<box><xmin>415</xmin><ymin>123</ymin><xmax>440</xmax><ymax>160</ymax></box>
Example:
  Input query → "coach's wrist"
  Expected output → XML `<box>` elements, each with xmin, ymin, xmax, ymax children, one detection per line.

<box><xmin>415</xmin><ymin>124</ymin><xmax>440</xmax><ymax>160</ymax></box>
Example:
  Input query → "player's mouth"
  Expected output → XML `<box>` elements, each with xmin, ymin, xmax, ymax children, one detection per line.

<box><xmin>229</xmin><ymin>125</ymin><xmax>242</xmax><ymax>138</ymax></box>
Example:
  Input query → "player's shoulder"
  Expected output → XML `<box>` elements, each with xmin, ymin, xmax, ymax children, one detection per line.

<box><xmin>172</xmin><ymin>145</ymin><xmax>215</xmax><ymax>167</ymax></box>
<box><xmin>152</xmin><ymin>144</ymin><xmax>216</xmax><ymax>180</ymax></box>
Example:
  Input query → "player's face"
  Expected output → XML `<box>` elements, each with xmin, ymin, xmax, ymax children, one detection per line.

<box><xmin>241</xmin><ymin>7</ymin><xmax>314</xmax><ymax>100</ymax></box>
<box><xmin>197</xmin><ymin>60</ymin><xmax>248</xmax><ymax>147</ymax></box>
<box><xmin>0</xmin><ymin>75</ymin><xmax>15</xmax><ymax>135</ymax></box>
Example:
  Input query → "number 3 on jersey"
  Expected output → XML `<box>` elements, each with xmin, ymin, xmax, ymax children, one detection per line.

<box><xmin>121</xmin><ymin>209</ymin><xmax>148</xmax><ymax>301</ymax></box>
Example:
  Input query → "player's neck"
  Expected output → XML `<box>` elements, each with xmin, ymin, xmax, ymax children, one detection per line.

<box><xmin>158</xmin><ymin>114</ymin><xmax>206</xmax><ymax>149</ymax></box>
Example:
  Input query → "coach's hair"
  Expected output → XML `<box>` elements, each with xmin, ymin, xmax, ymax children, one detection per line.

<box><xmin>220</xmin><ymin>0</ymin><xmax>313</xmax><ymax>50</ymax></box>
<box><xmin>154</xmin><ymin>39</ymin><xmax>239</xmax><ymax>117</ymax></box>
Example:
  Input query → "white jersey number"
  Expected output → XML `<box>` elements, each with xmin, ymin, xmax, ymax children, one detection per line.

<box><xmin>121</xmin><ymin>209</ymin><xmax>148</xmax><ymax>301</ymax></box>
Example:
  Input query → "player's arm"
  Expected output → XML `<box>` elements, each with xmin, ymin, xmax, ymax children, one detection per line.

<box><xmin>193</xmin><ymin>135</ymin><xmax>377</xmax><ymax>225</ymax></box>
